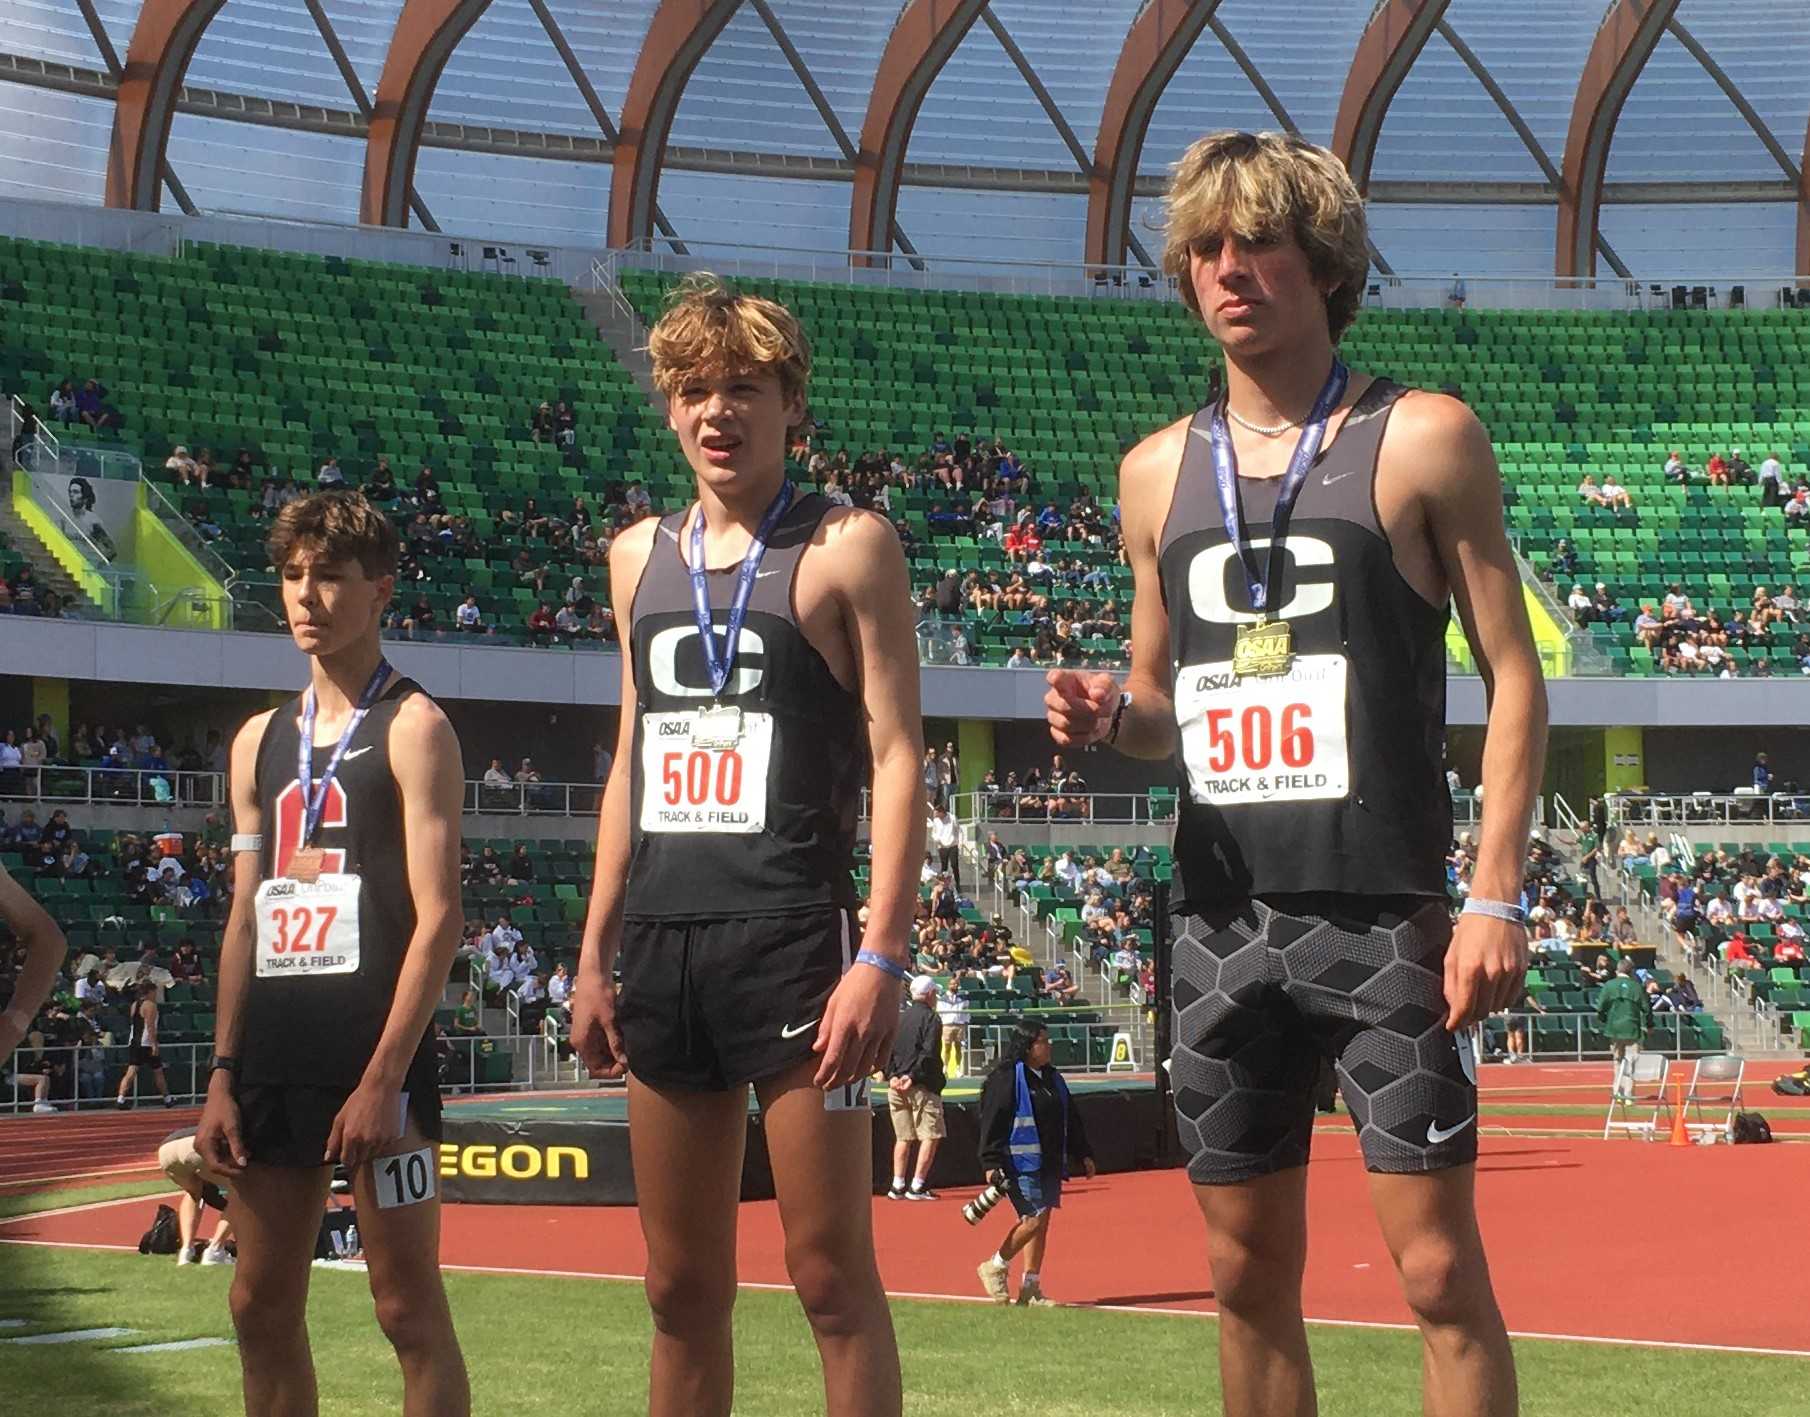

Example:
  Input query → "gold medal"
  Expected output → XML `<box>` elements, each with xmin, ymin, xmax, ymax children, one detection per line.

<box><xmin>286</xmin><ymin>847</ymin><xmax>325</xmax><ymax>883</ymax></box>
<box><xmin>1232</xmin><ymin>618</ymin><xmax>1294</xmax><ymax>678</ymax></box>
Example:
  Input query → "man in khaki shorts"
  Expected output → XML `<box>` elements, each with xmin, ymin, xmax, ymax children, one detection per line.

<box><xmin>885</xmin><ymin>976</ymin><xmax>947</xmax><ymax>1200</ymax></box>
<box><xmin>158</xmin><ymin>1127</ymin><xmax>235</xmax><ymax>1265</ymax></box>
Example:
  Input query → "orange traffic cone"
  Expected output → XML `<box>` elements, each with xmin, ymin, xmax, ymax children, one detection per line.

<box><xmin>1669</xmin><ymin>1079</ymin><xmax>1690</xmax><ymax>1147</ymax></box>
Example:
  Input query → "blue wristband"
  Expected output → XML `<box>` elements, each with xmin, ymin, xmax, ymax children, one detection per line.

<box><xmin>1461</xmin><ymin>897</ymin><xmax>1527</xmax><ymax>926</ymax></box>
<box><xmin>854</xmin><ymin>949</ymin><xmax>909</xmax><ymax>981</ymax></box>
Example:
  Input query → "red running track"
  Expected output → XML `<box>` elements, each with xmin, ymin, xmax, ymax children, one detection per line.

<box><xmin>5</xmin><ymin>1128</ymin><xmax>1806</xmax><ymax>1356</ymax></box>
<box><xmin>0</xmin><ymin>1105</ymin><xmax>201</xmax><ymax>1188</ymax></box>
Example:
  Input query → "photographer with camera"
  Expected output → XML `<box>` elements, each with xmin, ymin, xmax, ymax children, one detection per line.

<box><xmin>973</xmin><ymin>1020</ymin><xmax>1094</xmax><ymax>1306</ymax></box>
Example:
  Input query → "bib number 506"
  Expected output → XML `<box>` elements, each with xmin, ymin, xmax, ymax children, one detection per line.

<box><xmin>661</xmin><ymin>749</ymin><xmax>743</xmax><ymax>807</ymax></box>
<box><xmin>1200</xmin><ymin>703</ymin><xmax>1314</xmax><ymax>773</ymax></box>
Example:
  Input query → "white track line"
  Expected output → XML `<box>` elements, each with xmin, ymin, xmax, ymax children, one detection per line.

<box><xmin>6</xmin><ymin>1326</ymin><xmax>138</xmax><ymax>1344</ymax></box>
<box><xmin>0</xmin><ymin>1190</ymin><xmax>178</xmax><ymax>1226</ymax></box>
<box><xmin>110</xmin><ymin>1337</ymin><xmax>234</xmax><ymax>1354</ymax></box>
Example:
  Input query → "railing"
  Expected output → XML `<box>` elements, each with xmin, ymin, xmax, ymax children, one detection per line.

<box><xmin>0</xmin><ymin>764</ymin><xmax>221</xmax><ymax>807</ymax></box>
<box><xmin>0</xmin><ymin>767</ymin><xmax>615</xmax><ymax>817</ymax></box>
<box><xmin>1483</xmin><ymin>1009</ymin><xmax>1716</xmax><ymax>1062</ymax></box>
<box><xmin>1</xmin><ymin>1035</ymin><xmax>551</xmax><ymax>1113</ymax></box>
<box><xmin>955</xmin><ymin>1015</ymin><xmax>1144</xmax><ymax>1077</ymax></box>
<box><xmin>1609</xmin><ymin>792</ymin><xmax>1810</xmax><ymax>828</ymax></box>
<box><xmin>589</xmin><ymin>253</ymin><xmax>638</xmax><ymax>326</ymax></box>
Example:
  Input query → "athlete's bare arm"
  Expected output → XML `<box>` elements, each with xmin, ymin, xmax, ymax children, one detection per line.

<box><xmin>0</xmin><ymin>862</ymin><xmax>67</xmax><ymax>1066</ymax></box>
<box><xmin>1395</xmin><ymin>392</ymin><xmax>1548</xmax><ymax>1029</ymax></box>
<box><xmin>571</xmin><ymin>516</ymin><xmax>659</xmax><ymax>1079</ymax></box>
<box><xmin>1046</xmin><ymin>419</ymin><xmax>1187</xmax><ymax>757</ymax></box>
<box><xmin>324</xmin><ymin>693</ymin><xmax>466</xmax><ymax>1171</ymax></box>
<box><xmin>199</xmin><ymin>708</ymin><xmax>277</xmax><ymax>1175</ymax></box>
<box><xmin>810</xmin><ymin>507</ymin><xmax>925</xmax><ymax>1091</ymax></box>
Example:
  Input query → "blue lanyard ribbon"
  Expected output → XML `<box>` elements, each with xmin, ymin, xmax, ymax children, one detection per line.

<box><xmin>296</xmin><ymin>659</ymin><xmax>392</xmax><ymax>847</ymax></box>
<box><xmin>1207</xmin><ymin>359</ymin><xmax>1348</xmax><ymax>614</ymax></box>
<box><xmin>688</xmin><ymin>481</ymin><xmax>794</xmax><ymax>696</ymax></box>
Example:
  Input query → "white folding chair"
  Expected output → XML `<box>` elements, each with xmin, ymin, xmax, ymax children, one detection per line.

<box><xmin>1604</xmin><ymin>1053</ymin><xmax>1672</xmax><ymax>1140</ymax></box>
<box><xmin>1683</xmin><ymin>1054</ymin><xmax>1745</xmax><ymax>1142</ymax></box>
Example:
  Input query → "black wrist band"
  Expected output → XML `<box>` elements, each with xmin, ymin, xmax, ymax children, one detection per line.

<box><xmin>209</xmin><ymin>1056</ymin><xmax>239</xmax><ymax>1078</ymax></box>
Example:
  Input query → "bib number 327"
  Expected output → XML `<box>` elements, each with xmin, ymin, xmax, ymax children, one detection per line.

<box><xmin>254</xmin><ymin>875</ymin><xmax>362</xmax><ymax>977</ymax></box>
<box><xmin>1175</xmin><ymin>654</ymin><xmax>1349</xmax><ymax>805</ymax></box>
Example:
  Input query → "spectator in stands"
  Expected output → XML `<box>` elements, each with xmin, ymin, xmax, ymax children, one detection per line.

<box><xmin>1754</xmin><ymin>753</ymin><xmax>1774</xmax><ymax>793</ymax></box>
<box><xmin>506</xmin><ymin>844</ymin><xmax>535</xmax><ymax>883</ymax></box>
<box><xmin>1632</xmin><ymin>604</ymin><xmax>1662</xmax><ymax>648</ymax></box>
<box><xmin>516</xmin><ymin>971</ymin><xmax>549</xmax><ymax>1032</ymax></box>
<box><xmin>170</xmin><ymin>939</ymin><xmax>204</xmax><ymax>984</ymax></box>
<box><xmin>456</xmin><ymin>595</ymin><xmax>483</xmax><ymax>633</ymax></box>
<box><xmin>48</xmin><ymin>380</ymin><xmax>77</xmax><ymax>426</ymax></box>
<box><xmin>1662</xmin><ymin>450</ymin><xmax>1687</xmax><ymax>484</ymax></box>
<box><xmin>1042</xmin><ymin>963</ymin><xmax>1079</xmax><ymax>1004</ymax></box>
<box><xmin>1590</xmin><ymin>583</ymin><xmax>1626</xmax><ymax>625</ymax></box>
<box><xmin>928</xmin><ymin>806</ymin><xmax>960</xmax><ymax>888</ymax></box>
<box><xmin>75</xmin><ymin>378</ymin><xmax>119</xmax><ymax>431</ymax></box>
<box><xmin>1596</xmin><ymin>958</ymin><xmax>1650</xmax><ymax>1068</ymax></box>
<box><xmin>1577</xmin><ymin>474</ymin><xmax>1607</xmax><ymax>507</ymax></box>
<box><xmin>885</xmin><ymin>975</ymin><xmax>947</xmax><ymax>1202</ymax></box>
<box><xmin>1706</xmin><ymin>451</ymin><xmax>1731</xmax><ymax>486</ymax></box>
<box><xmin>165</xmin><ymin>445</ymin><xmax>198</xmax><ymax>484</ymax></box>
<box><xmin>1666</xmin><ymin>974</ymin><xmax>1702</xmax><ymax>1012</ymax></box>
<box><xmin>1724</xmin><ymin>931</ymin><xmax>1762</xmax><ymax>974</ymax></box>
<box><xmin>1787</xmin><ymin>489</ymin><xmax>1810</xmax><ymax>524</ymax></box>
<box><xmin>547</xmin><ymin>963</ymin><xmax>573</xmax><ymax>1011</ymax></box>
<box><xmin>316</xmin><ymin>454</ymin><xmax>345</xmax><ymax>487</ymax></box>
<box><xmin>1565</xmin><ymin>585</ymin><xmax>1591</xmax><ymax>623</ymax></box>
<box><xmin>1598</xmin><ymin>473</ymin><xmax>1633</xmax><ymax>513</ymax></box>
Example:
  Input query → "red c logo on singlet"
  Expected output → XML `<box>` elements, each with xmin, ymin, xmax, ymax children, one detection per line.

<box><xmin>271</xmin><ymin>779</ymin><xmax>348</xmax><ymax>877</ymax></box>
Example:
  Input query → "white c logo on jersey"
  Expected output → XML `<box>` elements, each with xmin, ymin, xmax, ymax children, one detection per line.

<box><xmin>1186</xmin><ymin>536</ymin><xmax>1335</xmax><ymax>624</ymax></box>
<box><xmin>647</xmin><ymin>624</ymin><xmax>767</xmax><ymax>698</ymax></box>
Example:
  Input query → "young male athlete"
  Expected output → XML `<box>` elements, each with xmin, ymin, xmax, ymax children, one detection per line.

<box><xmin>570</xmin><ymin>276</ymin><xmax>924</xmax><ymax>1417</ymax></box>
<box><xmin>197</xmin><ymin>491</ymin><xmax>469</xmax><ymax>1416</ymax></box>
<box><xmin>1047</xmin><ymin>132</ymin><xmax>1546</xmax><ymax>1416</ymax></box>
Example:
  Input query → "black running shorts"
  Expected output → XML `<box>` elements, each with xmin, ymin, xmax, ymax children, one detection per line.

<box><xmin>237</xmin><ymin>1052</ymin><xmax>442</xmax><ymax>1169</ymax></box>
<box><xmin>617</xmin><ymin>906</ymin><xmax>866</xmax><ymax>1098</ymax></box>
<box><xmin>1170</xmin><ymin>893</ymin><xmax>1478</xmax><ymax>1185</ymax></box>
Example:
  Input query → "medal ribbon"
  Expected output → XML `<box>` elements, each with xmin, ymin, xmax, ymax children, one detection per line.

<box><xmin>1207</xmin><ymin>359</ymin><xmax>1349</xmax><ymax>615</ymax></box>
<box><xmin>296</xmin><ymin>659</ymin><xmax>393</xmax><ymax>847</ymax></box>
<box><xmin>688</xmin><ymin>480</ymin><xmax>795</xmax><ymax>696</ymax></box>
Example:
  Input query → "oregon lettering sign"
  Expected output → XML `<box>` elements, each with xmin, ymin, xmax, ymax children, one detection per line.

<box><xmin>439</xmin><ymin>1142</ymin><xmax>590</xmax><ymax>1181</ymax></box>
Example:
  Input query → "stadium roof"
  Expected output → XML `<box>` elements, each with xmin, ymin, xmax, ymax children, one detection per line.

<box><xmin>2</xmin><ymin>0</ymin><xmax>1807</xmax><ymax>276</ymax></box>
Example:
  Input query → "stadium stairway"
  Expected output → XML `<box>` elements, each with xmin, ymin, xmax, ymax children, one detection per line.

<box><xmin>0</xmin><ymin>484</ymin><xmax>96</xmax><ymax>613</ymax></box>
<box><xmin>1626</xmin><ymin>884</ymin><xmax>1783</xmax><ymax>1056</ymax></box>
<box><xmin>574</xmin><ymin>278</ymin><xmax>664</xmax><ymax>409</ymax></box>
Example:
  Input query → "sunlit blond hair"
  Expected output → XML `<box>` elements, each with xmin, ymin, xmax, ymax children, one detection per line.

<box><xmin>646</xmin><ymin>274</ymin><xmax>811</xmax><ymax>417</ymax></box>
<box><xmin>1161</xmin><ymin>131</ymin><xmax>1370</xmax><ymax>342</ymax></box>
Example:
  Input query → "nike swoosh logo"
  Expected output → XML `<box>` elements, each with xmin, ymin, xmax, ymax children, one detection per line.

<box><xmin>754</xmin><ymin>569</ymin><xmax>783</xmax><ymax>579</ymax></box>
<box><xmin>1321</xmin><ymin>468</ymin><xmax>1357</xmax><ymax>486</ymax></box>
<box><xmin>1426</xmin><ymin>1117</ymin><xmax>1474</xmax><ymax>1145</ymax></box>
<box><xmin>780</xmin><ymin>1018</ymin><xmax>820</xmax><ymax>1040</ymax></box>
<box><xmin>343</xmin><ymin>746</ymin><xmax>374</xmax><ymax>761</ymax></box>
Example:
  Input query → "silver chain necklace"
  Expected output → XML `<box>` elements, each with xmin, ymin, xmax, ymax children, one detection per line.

<box><xmin>1224</xmin><ymin>402</ymin><xmax>1309</xmax><ymax>438</ymax></box>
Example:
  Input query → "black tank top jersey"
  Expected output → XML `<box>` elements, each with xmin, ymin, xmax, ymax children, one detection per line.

<box><xmin>624</xmin><ymin>491</ymin><xmax>866</xmax><ymax>920</ymax></box>
<box><xmin>244</xmin><ymin>675</ymin><xmax>430</xmax><ymax>1090</ymax></box>
<box><xmin>129</xmin><ymin>998</ymin><xmax>148</xmax><ymax>1050</ymax></box>
<box><xmin>1158</xmin><ymin>378</ymin><xmax>1452</xmax><ymax>907</ymax></box>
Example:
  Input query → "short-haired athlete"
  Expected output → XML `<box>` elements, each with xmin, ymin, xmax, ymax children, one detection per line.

<box><xmin>1047</xmin><ymin>132</ymin><xmax>1546</xmax><ymax>1416</ymax></box>
<box><xmin>570</xmin><ymin>276</ymin><xmax>924</xmax><ymax>1417</ymax></box>
<box><xmin>197</xmin><ymin>491</ymin><xmax>470</xmax><ymax>1416</ymax></box>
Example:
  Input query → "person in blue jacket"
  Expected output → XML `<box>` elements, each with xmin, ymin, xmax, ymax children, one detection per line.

<box><xmin>975</xmin><ymin>1020</ymin><xmax>1094</xmax><ymax>1306</ymax></box>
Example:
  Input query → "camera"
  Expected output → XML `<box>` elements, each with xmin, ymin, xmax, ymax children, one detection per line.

<box><xmin>961</xmin><ymin>1181</ymin><xmax>1008</xmax><ymax>1226</ymax></box>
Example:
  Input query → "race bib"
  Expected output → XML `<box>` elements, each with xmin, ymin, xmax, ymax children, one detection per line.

<box><xmin>1174</xmin><ymin>654</ymin><xmax>1349</xmax><ymax>806</ymax></box>
<box><xmin>640</xmin><ymin>710</ymin><xmax>773</xmax><ymax>834</ymax></box>
<box><xmin>255</xmin><ymin>874</ymin><xmax>362</xmax><ymax>977</ymax></box>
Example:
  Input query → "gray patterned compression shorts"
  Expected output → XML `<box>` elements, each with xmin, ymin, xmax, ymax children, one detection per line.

<box><xmin>1169</xmin><ymin>893</ymin><xmax>1478</xmax><ymax>1185</ymax></box>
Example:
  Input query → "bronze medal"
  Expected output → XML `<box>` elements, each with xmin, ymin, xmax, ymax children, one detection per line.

<box><xmin>286</xmin><ymin>847</ymin><xmax>325</xmax><ymax>883</ymax></box>
<box><xmin>1232</xmin><ymin>618</ymin><xmax>1294</xmax><ymax>679</ymax></box>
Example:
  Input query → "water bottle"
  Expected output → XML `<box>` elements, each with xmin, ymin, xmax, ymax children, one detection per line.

<box><xmin>344</xmin><ymin>1223</ymin><xmax>359</xmax><ymax>1259</ymax></box>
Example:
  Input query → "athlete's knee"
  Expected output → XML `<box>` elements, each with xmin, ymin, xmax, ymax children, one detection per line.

<box><xmin>1393</xmin><ymin>1232</ymin><xmax>1488</xmax><ymax>1329</ymax></box>
<box><xmin>229</xmin><ymin>1271</ymin><xmax>306</xmax><ymax>1353</ymax></box>
<box><xmin>1203</xmin><ymin>1220</ymin><xmax>1305</xmax><ymax>1316</ymax></box>
<box><xmin>644</xmin><ymin>1261</ymin><xmax>736</xmax><ymax>1337</ymax></box>
<box><xmin>372</xmin><ymin>1279</ymin><xmax>450</xmax><ymax>1357</ymax></box>
<box><xmin>785</xmin><ymin>1244</ymin><xmax>879</xmax><ymax>1339</ymax></box>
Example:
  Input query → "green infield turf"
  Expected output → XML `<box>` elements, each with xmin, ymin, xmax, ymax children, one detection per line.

<box><xmin>0</xmin><ymin>1246</ymin><xmax>1800</xmax><ymax>1416</ymax></box>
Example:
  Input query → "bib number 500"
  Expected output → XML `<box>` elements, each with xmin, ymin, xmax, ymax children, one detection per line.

<box><xmin>1197</xmin><ymin>704</ymin><xmax>1314</xmax><ymax>774</ymax></box>
<box><xmin>660</xmin><ymin>749</ymin><xmax>743</xmax><ymax>808</ymax></box>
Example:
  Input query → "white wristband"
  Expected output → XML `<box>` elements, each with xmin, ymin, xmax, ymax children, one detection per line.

<box><xmin>230</xmin><ymin>833</ymin><xmax>264</xmax><ymax>854</ymax></box>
